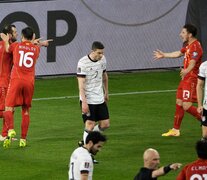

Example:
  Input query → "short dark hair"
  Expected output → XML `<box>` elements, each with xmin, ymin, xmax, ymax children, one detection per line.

<box><xmin>183</xmin><ymin>24</ymin><xmax>197</xmax><ymax>37</ymax></box>
<box><xmin>21</xmin><ymin>27</ymin><xmax>34</xmax><ymax>40</ymax></box>
<box><xmin>2</xmin><ymin>24</ymin><xmax>16</xmax><ymax>35</ymax></box>
<box><xmin>196</xmin><ymin>139</ymin><xmax>207</xmax><ymax>159</ymax></box>
<box><xmin>85</xmin><ymin>131</ymin><xmax>107</xmax><ymax>144</ymax></box>
<box><xmin>92</xmin><ymin>41</ymin><xmax>104</xmax><ymax>50</ymax></box>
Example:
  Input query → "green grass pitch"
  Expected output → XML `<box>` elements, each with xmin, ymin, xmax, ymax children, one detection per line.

<box><xmin>0</xmin><ymin>70</ymin><xmax>201</xmax><ymax>180</ymax></box>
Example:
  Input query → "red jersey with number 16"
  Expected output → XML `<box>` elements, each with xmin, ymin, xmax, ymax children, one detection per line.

<box><xmin>9</xmin><ymin>41</ymin><xmax>40</xmax><ymax>84</ymax></box>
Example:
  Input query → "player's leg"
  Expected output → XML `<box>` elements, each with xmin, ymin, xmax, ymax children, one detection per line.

<box><xmin>162</xmin><ymin>82</ymin><xmax>184</xmax><ymax>137</ymax></box>
<box><xmin>0</xmin><ymin>87</ymin><xmax>6</xmax><ymax>140</ymax></box>
<box><xmin>20</xmin><ymin>106</ymin><xmax>30</xmax><ymax>147</ymax></box>
<box><xmin>183</xmin><ymin>80</ymin><xmax>201</xmax><ymax>121</ymax></box>
<box><xmin>20</xmin><ymin>82</ymin><xmax>34</xmax><ymax>147</ymax></box>
<box><xmin>201</xmin><ymin>108</ymin><xmax>207</xmax><ymax>140</ymax></box>
<box><xmin>95</xmin><ymin>102</ymin><xmax>110</xmax><ymax>132</ymax></box>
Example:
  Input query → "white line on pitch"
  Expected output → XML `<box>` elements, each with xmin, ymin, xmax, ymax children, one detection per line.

<box><xmin>32</xmin><ymin>89</ymin><xmax>176</xmax><ymax>101</ymax></box>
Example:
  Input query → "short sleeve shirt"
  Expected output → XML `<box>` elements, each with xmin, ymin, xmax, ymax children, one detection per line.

<box><xmin>180</xmin><ymin>40</ymin><xmax>203</xmax><ymax>80</ymax></box>
<box><xmin>134</xmin><ymin>167</ymin><xmax>157</xmax><ymax>180</ymax></box>
<box><xmin>68</xmin><ymin>147</ymin><xmax>93</xmax><ymax>180</ymax></box>
<box><xmin>176</xmin><ymin>159</ymin><xmax>207</xmax><ymax>180</ymax></box>
<box><xmin>77</xmin><ymin>55</ymin><xmax>107</xmax><ymax>104</ymax></box>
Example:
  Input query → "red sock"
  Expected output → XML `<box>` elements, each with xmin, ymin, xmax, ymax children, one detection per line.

<box><xmin>186</xmin><ymin>106</ymin><xmax>201</xmax><ymax>121</ymax></box>
<box><xmin>173</xmin><ymin>104</ymin><xmax>185</xmax><ymax>129</ymax></box>
<box><xmin>3</xmin><ymin>111</ymin><xmax>14</xmax><ymax>130</ymax></box>
<box><xmin>21</xmin><ymin>112</ymin><xmax>30</xmax><ymax>139</ymax></box>
<box><xmin>2</xmin><ymin>117</ymin><xmax>8</xmax><ymax>137</ymax></box>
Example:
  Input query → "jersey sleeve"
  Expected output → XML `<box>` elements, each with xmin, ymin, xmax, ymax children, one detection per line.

<box><xmin>189</xmin><ymin>44</ymin><xmax>201</xmax><ymax>62</ymax></box>
<box><xmin>198</xmin><ymin>62</ymin><xmax>207</xmax><ymax>79</ymax></box>
<box><xmin>79</xmin><ymin>156</ymin><xmax>92</xmax><ymax>173</ymax></box>
<box><xmin>176</xmin><ymin>166</ymin><xmax>188</xmax><ymax>180</ymax></box>
<box><xmin>77</xmin><ymin>61</ymin><xmax>87</xmax><ymax>77</ymax></box>
<box><xmin>9</xmin><ymin>42</ymin><xmax>18</xmax><ymax>53</ymax></box>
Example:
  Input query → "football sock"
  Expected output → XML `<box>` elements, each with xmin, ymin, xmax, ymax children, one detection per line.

<box><xmin>83</xmin><ymin>129</ymin><xmax>90</xmax><ymax>144</ymax></box>
<box><xmin>3</xmin><ymin>111</ymin><xmax>14</xmax><ymax>130</ymax></box>
<box><xmin>1</xmin><ymin>117</ymin><xmax>8</xmax><ymax>137</ymax></box>
<box><xmin>186</xmin><ymin>106</ymin><xmax>201</xmax><ymax>121</ymax></box>
<box><xmin>21</xmin><ymin>114</ymin><xmax>30</xmax><ymax>139</ymax></box>
<box><xmin>173</xmin><ymin>104</ymin><xmax>185</xmax><ymax>129</ymax></box>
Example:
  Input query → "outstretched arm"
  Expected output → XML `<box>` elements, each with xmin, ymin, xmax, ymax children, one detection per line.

<box><xmin>152</xmin><ymin>163</ymin><xmax>182</xmax><ymax>178</ymax></box>
<box><xmin>153</xmin><ymin>49</ymin><xmax>183</xmax><ymax>60</ymax></box>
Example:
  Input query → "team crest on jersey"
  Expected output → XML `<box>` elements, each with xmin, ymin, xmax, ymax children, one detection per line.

<box><xmin>84</xmin><ymin>162</ymin><xmax>90</xmax><ymax>168</ymax></box>
<box><xmin>192</xmin><ymin>51</ymin><xmax>198</xmax><ymax>58</ymax></box>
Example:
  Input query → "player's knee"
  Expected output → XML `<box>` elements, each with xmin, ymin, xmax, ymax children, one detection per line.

<box><xmin>85</xmin><ymin>121</ymin><xmax>95</xmax><ymax>131</ymax></box>
<box><xmin>182</xmin><ymin>103</ymin><xmax>191</xmax><ymax>111</ymax></box>
<box><xmin>99</xmin><ymin>120</ymin><xmax>110</xmax><ymax>130</ymax></box>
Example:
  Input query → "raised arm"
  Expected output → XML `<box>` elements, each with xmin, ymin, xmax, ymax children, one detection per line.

<box><xmin>153</xmin><ymin>49</ymin><xmax>183</xmax><ymax>60</ymax></box>
<box><xmin>0</xmin><ymin>33</ymin><xmax>10</xmax><ymax>52</ymax></box>
<box><xmin>152</xmin><ymin>163</ymin><xmax>182</xmax><ymax>178</ymax></box>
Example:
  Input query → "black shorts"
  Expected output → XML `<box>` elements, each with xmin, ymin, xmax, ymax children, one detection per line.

<box><xmin>80</xmin><ymin>101</ymin><xmax>109</xmax><ymax>123</ymax></box>
<box><xmin>202</xmin><ymin>108</ymin><xmax>207</xmax><ymax>126</ymax></box>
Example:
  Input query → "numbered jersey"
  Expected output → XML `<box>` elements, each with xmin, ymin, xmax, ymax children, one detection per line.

<box><xmin>9</xmin><ymin>41</ymin><xmax>40</xmax><ymax>83</ymax></box>
<box><xmin>177</xmin><ymin>159</ymin><xmax>207</xmax><ymax>180</ymax></box>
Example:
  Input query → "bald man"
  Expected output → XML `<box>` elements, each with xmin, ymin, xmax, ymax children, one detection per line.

<box><xmin>134</xmin><ymin>148</ymin><xmax>182</xmax><ymax>180</ymax></box>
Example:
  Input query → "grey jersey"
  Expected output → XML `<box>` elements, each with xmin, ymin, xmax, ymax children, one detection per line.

<box><xmin>77</xmin><ymin>55</ymin><xmax>107</xmax><ymax>104</ymax></box>
<box><xmin>68</xmin><ymin>147</ymin><xmax>93</xmax><ymax>180</ymax></box>
<box><xmin>198</xmin><ymin>61</ymin><xmax>207</xmax><ymax>109</ymax></box>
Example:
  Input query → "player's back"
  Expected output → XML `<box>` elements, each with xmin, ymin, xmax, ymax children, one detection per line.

<box><xmin>10</xmin><ymin>41</ymin><xmax>40</xmax><ymax>82</ymax></box>
<box><xmin>185</xmin><ymin>159</ymin><xmax>207</xmax><ymax>180</ymax></box>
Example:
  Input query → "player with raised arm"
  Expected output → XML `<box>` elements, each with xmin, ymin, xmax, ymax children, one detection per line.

<box><xmin>0</xmin><ymin>27</ymin><xmax>51</xmax><ymax>148</ymax></box>
<box><xmin>0</xmin><ymin>24</ymin><xmax>17</xmax><ymax>141</ymax></box>
<box><xmin>154</xmin><ymin>24</ymin><xmax>203</xmax><ymax>136</ymax></box>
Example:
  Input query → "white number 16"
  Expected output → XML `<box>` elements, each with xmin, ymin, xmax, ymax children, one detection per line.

<box><xmin>19</xmin><ymin>51</ymin><xmax>34</xmax><ymax>68</ymax></box>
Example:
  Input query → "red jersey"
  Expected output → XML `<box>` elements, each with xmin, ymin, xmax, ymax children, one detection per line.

<box><xmin>9</xmin><ymin>41</ymin><xmax>40</xmax><ymax>84</ymax></box>
<box><xmin>176</xmin><ymin>159</ymin><xmax>207</xmax><ymax>180</ymax></box>
<box><xmin>0</xmin><ymin>41</ymin><xmax>13</xmax><ymax>87</ymax></box>
<box><xmin>180</xmin><ymin>40</ymin><xmax>203</xmax><ymax>80</ymax></box>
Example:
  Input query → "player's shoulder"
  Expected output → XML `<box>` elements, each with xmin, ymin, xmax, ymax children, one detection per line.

<box><xmin>200</xmin><ymin>61</ymin><xmax>207</xmax><ymax>68</ymax></box>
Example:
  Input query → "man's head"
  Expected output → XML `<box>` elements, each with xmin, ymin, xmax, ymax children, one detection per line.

<box><xmin>85</xmin><ymin>131</ymin><xmax>107</xmax><ymax>155</ymax></box>
<box><xmin>21</xmin><ymin>27</ymin><xmax>35</xmax><ymax>42</ymax></box>
<box><xmin>143</xmin><ymin>148</ymin><xmax>160</xmax><ymax>170</ymax></box>
<box><xmin>180</xmin><ymin>24</ymin><xmax>197</xmax><ymax>43</ymax></box>
<box><xmin>2</xmin><ymin>24</ymin><xmax>17</xmax><ymax>43</ymax></box>
<box><xmin>196</xmin><ymin>139</ymin><xmax>207</xmax><ymax>159</ymax></box>
<box><xmin>90</xmin><ymin>41</ymin><xmax>104</xmax><ymax>61</ymax></box>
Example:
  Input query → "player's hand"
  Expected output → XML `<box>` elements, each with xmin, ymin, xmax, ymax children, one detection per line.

<box><xmin>180</xmin><ymin>68</ymin><xmax>188</xmax><ymax>79</ymax></box>
<box><xmin>82</xmin><ymin>101</ymin><xmax>89</xmax><ymax>114</ymax></box>
<box><xmin>0</xmin><ymin>33</ymin><xmax>9</xmax><ymax>42</ymax></box>
<box><xmin>153</xmin><ymin>49</ymin><xmax>165</xmax><ymax>60</ymax></box>
<box><xmin>170</xmin><ymin>163</ymin><xmax>182</xmax><ymax>170</ymax></box>
<box><xmin>40</xmin><ymin>39</ymin><xmax>53</xmax><ymax>47</ymax></box>
<box><xmin>197</xmin><ymin>106</ymin><xmax>203</xmax><ymax>114</ymax></box>
<box><xmin>104</xmin><ymin>93</ymin><xmax>109</xmax><ymax>102</ymax></box>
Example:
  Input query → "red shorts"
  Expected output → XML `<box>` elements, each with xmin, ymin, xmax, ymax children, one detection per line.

<box><xmin>5</xmin><ymin>79</ymin><xmax>34</xmax><ymax>108</ymax></box>
<box><xmin>176</xmin><ymin>79</ymin><xmax>197</xmax><ymax>103</ymax></box>
<box><xmin>0</xmin><ymin>87</ymin><xmax>7</xmax><ymax>110</ymax></box>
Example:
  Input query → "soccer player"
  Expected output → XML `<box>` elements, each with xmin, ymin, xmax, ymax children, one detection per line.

<box><xmin>68</xmin><ymin>131</ymin><xmax>107</xmax><ymax>180</ymax></box>
<box><xmin>176</xmin><ymin>139</ymin><xmax>207</xmax><ymax>180</ymax></box>
<box><xmin>134</xmin><ymin>148</ymin><xmax>181</xmax><ymax>180</ymax></box>
<box><xmin>0</xmin><ymin>24</ymin><xmax>18</xmax><ymax>141</ymax></box>
<box><xmin>197</xmin><ymin>61</ymin><xmax>207</xmax><ymax>140</ymax></box>
<box><xmin>153</xmin><ymin>24</ymin><xmax>203</xmax><ymax>136</ymax></box>
<box><xmin>77</xmin><ymin>41</ymin><xmax>110</xmax><ymax>145</ymax></box>
<box><xmin>0</xmin><ymin>27</ymin><xmax>49</xmax><ymax>148</ymax></box>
